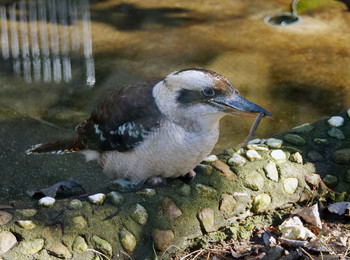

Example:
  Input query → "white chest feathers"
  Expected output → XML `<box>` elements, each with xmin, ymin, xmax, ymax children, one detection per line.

<box><xmin>86</xmin><ymin>120</ymin><xmax>220</xmax><ymax>184</ymax></box>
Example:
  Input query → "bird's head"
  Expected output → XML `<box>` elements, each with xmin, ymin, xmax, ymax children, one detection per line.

<box><xmin>153</xmin><ymin>68</ymin><xmax>271</xmax><ymax>129</ymax></box>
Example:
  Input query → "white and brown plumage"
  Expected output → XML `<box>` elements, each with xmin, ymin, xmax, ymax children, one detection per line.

<box><xmin>27</xmin><ymin>68</ymin><xmax>271</xmax><ymax>184</ymax></box>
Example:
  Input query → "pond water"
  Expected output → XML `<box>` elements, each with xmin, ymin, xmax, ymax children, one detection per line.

<box><xmin>0</xmin><ymin>0</ymin><xmax>349</xmax><ymax>155</ymax></box>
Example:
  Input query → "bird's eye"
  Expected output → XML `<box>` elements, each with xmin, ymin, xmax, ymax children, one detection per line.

<box><xmin>202</xmin><ymin>87</ymin><xmax>215</xmax><ymax>97</ymax></box>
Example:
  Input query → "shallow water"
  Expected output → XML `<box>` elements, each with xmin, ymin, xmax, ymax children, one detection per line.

<box><xmin>0</xmin><ymin>0</ymin><xmax>349</xmax><ymax>155</ymax></box>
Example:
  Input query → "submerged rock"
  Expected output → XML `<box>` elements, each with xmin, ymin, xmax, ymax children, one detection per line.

<box><xmin>72</xmin><ymin>236</ymin><xmax>88</xmax><ymax>252</ymax></box>
<box><xmin>198</xmin><ymin>208</ymin><xmax>215</xmax><ymax>233</ymax></box>
<box><xmin>161</xmin><ymin>197</ymin><xmax>182</xmax><ymax>220</ymax></box>
<box><xmin>21</xmin><ymin>239</ymin><xmax>44</xmax><ymax>255</ymax></box>
<box><xmin>67</xmin><ymin>199</ymin><xmax>83</xmax><ymax>210</ymax></box>
<box><xmin>152</xmin><ymin>229</ymin><xmax>174</xmax><ymax>252</ymax></box>
<box><xmin>119</xmin><ymin>227</ymin><xmax>136</xmax><ymax>253</ymax></box>
<box><xmin>71</xmin><ymin>216</ymin><xmax>87</xmax><ymax>229</ymax></box>
<box><xmin>0</xmin><ymin>211</ymin><xmax>13</xmax><ymax>226</ymax></box>
<box><xmin>284</xmin><ymin>134</ymin><xmax>306</xmax><ymax>146</ymax></box>
<box><xmin>177</xmin><ymin>184</ymin><xmax>191</xmax><ymax>197</ymax></box>
<box><xmin>136</xmin><ymin>188</ymin><xmax>156</xmax><ymax>197</ymax></box>
<box><xmin>323</xmin><ymin>175</ymin><xmax>338</xmax><ymax>187</ymax></box>
<box><xmin>333</xmin><ymin>149</ymin><xmax>350</xmax><ymax>164</ymax></box>
<box><xmin>48</xmin><ymin>242</ymin><xmax>72</xmax><ymax>259</ymax></box>
<box><xmin>16</xmin><ymin>220</ymin><xmax>36</xmax><ymax>230</ymax></box>
<box><xmin>91</xmin><ymin>235</ymin><xmax>112</xmax><ymax>258</ymax></box>
<box><xmin>130</xmin><ymin>203</ymin><xmax>148</xmax><ymax>225</ymax></box>
<box><xmin>327</xmin><ymin>127</ymin><xmax>345</xmax><ymax>139</ymax></box>
<box><xmin>195</xmin><ymin>184</ymin><xmax>217</xmax><ymax>198</ymax></box>
<box><xmin>107</xmin><ymin>191</ymin><xmax>124</xmax><ymax>206</ymax></box>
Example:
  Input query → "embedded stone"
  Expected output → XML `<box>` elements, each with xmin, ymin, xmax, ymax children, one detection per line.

<box><xmin>263</xmin><ymin>161</ymin><xmax>279</xmax><ymax>182</ymax></box>
<box><xmin>177</xmin><ymin>184</ymin><xmax>191</xmax><ymax>197</ymax></box>
<box><xmin>327</xmin><ymin>116</ymin><xmax>344</xmax><ymax>127</ymax></box>
<box><xmin>219</xmin><ymin>194</ymin><xmax>237</xmax><ymax>212</ymax></box>
<box><xmin>161</xmin><ymin>197</ymin><xmax>182</xmax><ymax>220</ymax></box>
<box><xmin>305</xmin><ymin>174</ymin><xmax>321</xmax><ymax>188</ymax></box>
<box><xmin>248</xmin><ymin>138</ymin><xmax>261</xmax><ymax>144</ymax></box>
<box><xmin>246</xmin><ymin>150</ymin><xmax>262</xmax><ymax>161</ymax></box>
<box><xmin>307</xmin><ymin>151</ymin><xmax>324</xmax><ymax>162</ymax></box>
<box><xmin>137</xmin><ymin>188</ymin><xmax>156</xmax><ymax>197</ymax></box>
<box><xmin>270</xmin><ymin>150</ymin><xmax>287</xmax><ymax>163</ymax></box>
<box><xmin>202</xmin><ymin>155</ymin><xmax>218</xmax><ymax>163</ymax></box>
<box><xmin>228</xmin><ymin>153</ymin><xmax>247</xmax><ymax>166</ymax></box>
<box><xmin>283</xmin><ymin>178</ymin><xmax>299</xmax><ymax>194</ymax></box>
<box><xmin>195</xmin><ymin>164</ymin><xmax>213</xmax><ymax>175</ymax></box>
<box><xmin>290</xmin><ymin>152</ymin><xmax>303</xmax><ymax>164</ymax></box>
<box><xmin>266</xmin><ymin>138</ymin><xmax>283</xmax><ymax>148</ymax></box>
<box><xmin>284</xmin><ymin>134</ymin><xmax>305</xmax><ymax>146</ymax></box>
<box><xmin>72</xmin><ymin>236</ymin><xmax>88</xmax><ymax>252</ymax></box>
<box><xmin>0</xmin><ymin>231</ymin><xmax>17</xmax><ymax>254</ymax></box>
<box><xmin>247</xmin><ymin>144</ymin><xmax>269</xmax><ymax>151</ymax></box>
<box><xmin>0</xmin><ymin>211</ymin><xmax>12</xmax><ymax>226</ymax></box>
<box><xmin>223</xmin><ymin>147</ymin><xmax>235</xmax><ymax>156</ymax></box>
<box><xmin>72</xmin><ymin>216</ymin><xmax>87</xmax><ymax>229</ymax></box>
<box><xmin>91</xmin><ymin>235</ymin><xmax>112</xmax><ymax>257</ymax></box>
<box><xmin>313</xmin><ymin>138</ymin><xmax>329</xmax><ymax>145</ymax></box>
<box><xmin>347</xmin><ymin>109</ymin><xmax>350</xmax><ymax>118</ymax></box>
<box><xmin>88</xmin><ymin>193</ymin><xmax>106</xmax><ymax>205</ymax></box>
<box><xmin>67</xmin><ymin>199</ymin><xmax>83</xmax><ymax>210</ymax></box>
<box><xmin>130</xmin><ymin>203</ymin><xmax>148</xmax><ymax>225</ymax></box>
<box><xmin>151</xmin><ymin>229</ymin><xmax>174</xmax><ymax>252</ymax></box>
<box><xmin>323</xmin><ymin>175</ymin><xmax>338</xmax><ymax>188</ymax></box>
<box><xmin>292</xmin><ymin>123</ymin><xmax>314</xmax><ymax>134</ymax></box>
<box><xmin>119</xmin><ymin>227</ymin><xmax>136</xmax><ymax>253</ymax></box>
<box><xmin>107</xmin><ymin>191</ymin><xmax>124</xmax><ymax>206</ymax></box>
<box><xmin>195</xmin><ymin>184</ymin><xmax>217</xmax><ymax>198</ymax></box>
<box><xmin>38</xmin><ymin>197</ymin><xmax>55</xmax><ymax>207</ymax></box>
<box><xmin>48</xmin><ymin>242</ymin><xmax>72</xmax><ymax>259</ymax></box>
<box><xmin>327</xmin><ymin>127</ymin><xmax>345</xmax><ymax>139</ymax></box>
<box><xmin>252</xmin><ymin>194</ymin><xmax>271</xmax><ymax>213</ymax></box>
<box><xmin>21</xmin><ymin>239</ymin><xmax>44</xmax><ymax>255</ymax></box>
<box><xmin>333</xmin><ymin>149</ymin><xmax>350</xmax><ymax>164</ymax></box>
<box><xmin>109</xmin><ymin>179</ymin><xmax>138</xmax><ymax>192</ymax></box>
<box><xmin>243</xmin><ymin>171</ymin><xmax>264</xmax><ymax>191</ymax></box>
<box><xmin>16</xmin><ymin>220</ymin><xmax>36</xmax><ymax>229</ymax></box>
<box><xmin>212</xmin><ymin>160</ymin><xmax>237</xmax><ymax>181</ymax></box>
<box><xmin>16</xmin><ymin>209</ymin><xmax>37</xmax><ymax>217</ymax></box>
<box><xmin>198</xmin><ymin>208</ymin><xmax>215</xmax><ymax>233</ymax></box>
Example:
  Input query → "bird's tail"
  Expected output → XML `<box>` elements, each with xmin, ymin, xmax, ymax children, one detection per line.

<box><xmin>26</xmin><ymin>137</ymin><xmax>86</xmax><ymax>155</ymax></box>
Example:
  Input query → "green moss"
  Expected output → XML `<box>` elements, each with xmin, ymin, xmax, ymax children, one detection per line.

<box><xmin>296</xmin><ymin>0</ymin><xmax>337</xmax><ymax>14</ymax></box>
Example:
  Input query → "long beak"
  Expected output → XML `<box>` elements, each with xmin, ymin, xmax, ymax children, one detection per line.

<box><xmin>212</xmin><ymin>94</ymin><xmax>272</xmax><ymax>118</ymax></box>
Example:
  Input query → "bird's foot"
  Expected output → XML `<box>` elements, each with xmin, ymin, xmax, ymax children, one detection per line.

<box><xmin>147</xmin><ymin>176</ymin><xmax>166</xmax><ymax>186</ymax></box>
<box><xmin>180</xmin><ymin>169</ymin><xmax>196</xmax><ymax>183</ymax></box>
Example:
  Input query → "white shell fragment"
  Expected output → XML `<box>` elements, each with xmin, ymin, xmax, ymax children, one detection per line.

<box><xmin>279</xmin><ymin>216</ymin><xmax>316</xmax><ymax>241</ymax></box>
<box><xmin>327</xmin><ymin>116</ymin><xmax>344</xmax><ymax>127</ymax></box>
<box><xmin>246</xmin><ymin>150</ymin><xmax>262</xmax><ymax>161</ymax></box>
<box><xmin>266</xmin><ymin>138</ymin><xmax>283</xmax><ymax>149</ymax></box>
<box><xmin>38</xmin><ymin>197</ymin><xmax>55</xmax><ymax>207</ymax></box>
<box><xmin>227</xmin><ymin>153</ymin><xmax>247</xmax><ymax>166</ymax></box>
<box><xmin>88</xmin><ymin>193</ymin><xmax>106</xmax><ymax>205</ymax></box>
<box><xmin>270</xmin><ymin>149</ymin><xmax>287</xmax><ymax>163</ymax></box>
<box><xmin>202</xmin><ymin>155</ymin><xmax>218</xmax><ymax>163</ymax></box>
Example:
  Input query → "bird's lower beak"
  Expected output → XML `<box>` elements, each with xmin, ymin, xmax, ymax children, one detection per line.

<box><xmin>213</xmin><ymin>94</ymin><xmax>272</xmax><ymax>118</ymax></box>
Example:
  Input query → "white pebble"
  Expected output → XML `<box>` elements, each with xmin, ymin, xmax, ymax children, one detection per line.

<box><xmin>270</xmin><ymin>149</ymin><xmax>287</xmax><ymax>163</ymax></box>
<box><xmin>266</xmin><ymin>138</ymin><xmax>283</xmax><ymax>149</ymax></box>
<box><xmin>246</xmin><ymin>150</ymin><xmax>262</xmax><ymax>161</ymax></box>
<box><xmin>347</xmin><ymin>109</ymin><xmax>350</xmax><ymax>118</ymax></box>
<box><xmin>88</xmin><ymin>193</ymin><xmax>106</xmax><ymax>205</ymax></box>
<box><xmin>327</xmin><ymin>116</ymin><xmax>344</xmax><ymax>127</ymax></box>
<box><xmin>247</xmin><ymin>144</ymin><xmax>269</xmax><ymax>151</ymax></box>
<box><xmin>203</xmin><ymin>155</ymin><xmax>218</xmax><ymax>163</ymax></box>
<box><xmin>248</xmin><ymin>138</ymin><xmax>261</xmax><ymax>144</ymax></box>
<box><xmin>228</xmin><ymin>153</ymin><xmax>247</xmax><ymax>166</ymax></box>
<box><xmin>38</xmin><ymin>197</ymin><xmax>55</xmax><ymax>207</ymax></box>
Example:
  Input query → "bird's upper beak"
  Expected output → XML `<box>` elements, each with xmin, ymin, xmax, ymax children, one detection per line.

<box><xmin>211</xmin><ymin>94</ymin><xmax>272</xmax><ymax>118</ymax></box>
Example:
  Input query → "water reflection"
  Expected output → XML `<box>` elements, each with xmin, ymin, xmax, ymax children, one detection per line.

<box><xmin>0</xmin><ymin>0</ymin><xmax>95</xmax><ymax>87</ymax></box>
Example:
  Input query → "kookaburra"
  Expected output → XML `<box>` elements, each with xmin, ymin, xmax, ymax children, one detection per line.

<box><xmin>27</xmin><ymin>68</ymin><xmax>271</xmax><ymax>184</ymax></box>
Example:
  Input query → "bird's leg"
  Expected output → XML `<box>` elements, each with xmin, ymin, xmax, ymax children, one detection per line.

<box><xmin>180</xmin><ymin>169</ymin><xmax>196</xmax><ymax>182</ymax></box>
<box><xmin>147</xmin><ymin>176</ymin><xmax>166</xmax><ymax>186</ymax></box>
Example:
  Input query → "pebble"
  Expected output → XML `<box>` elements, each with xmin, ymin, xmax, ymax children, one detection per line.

<box><xmin>72</xmin><ymin>236</ymin><xmax>88</xmax><ymax>252</ymax></box>
<box><xmin>107</xmin><ymin>191</ymin><xmax>124</xmax><ymax>206</ymax></box>
<box><xmin>0</xmin><ymin>231</ymin><xmax>17</xmax><ymax>254</ymax></box>
<box><xmin>195</xmin><ymin>184</ymin><xmax>217</xmax><ymax>198</ymax></box>
<box><xmin>109</xmin><ymin>179</ymin><xmax>138</xmax><ymax>192</ymax></box>
<box><xmin>67</xmin><ymin>199</ymin><xmax>83</xmax><ymax>210</ymax></box>
<box><xmin>266</xmin><ymin>138</ymin><xmax>283</xmax><ymax>149</ymax></box>
<box><xmin>333</xmin><ymin>149</ymin><xmax>350</xmax><ymax>164</ymax></box>
<box><xmin>198</xmin><ymin>208</ymin><xmax>215</xmax><ymax>233</ymax></box>
<box><xmin>266</xmin><ymin>245</ymin><xmax>284</xmax><ymax>260</ymax></box>
<box><xmin>327</xmin><ymin>127</ymin><xmax>345</xmax><ymax>139</ymax></box>
<box><xmin>211</xmin><ymin>160</ymin><xmax>237</xmax><ymax>181</ymax></box>
<box><xmin>195</xmin><ymin>164</ymin><xmax>213</xmax><ymax>175</ymax></box>
<box><xmin>0</xmin><ymin>211</ymin><xmax>13</xmax><ymax>225</ymax></box>
<box><xmin>38</xmin><ymin>197</ymin><xmax>55</xmax><ymax>207</ymax></box>
<box><xmin>327</xmin><ymin>116</ymin><xmax>344</xmax><ymax>127</ymax></box>
<box><xmin>283</xmin><ymin>178</ymin><xmax>298</xmax><ymax>194</ymax></box>
<box><xmin>313</xmin><ymin>138</ymin><xmax>329</xmax><ymax>145</ymax></box>
<box><xmin>219</xmin><ymin>194</ymin><xmax>237</xmax><ymax>212</ymax></box>
<box><xmin>223</xmin><ymin>147</ymin><xmax>235</xmax><ymax>156</ymax></box>
<box><xmin>21</xmin><ymin>239</ymin><xmax>44</xmax><ymax>254</ymax></box>
<box><xmin>243</xmin><ymin>171</ymin><xmax>265</xmax><ymax>191</ymax></box>
<box><xmin>263</xmin><ymin>161</ymin><xmax>279</xmax><ymax>182</ymax></box>
<box><xmin>16</xmin><ymin>220</ymin><xmax>36</xmax><ymax>229</ymax></box>
<box><xmin>130</xmin><ymin>203</ymin><xmax>148</xmax><ymax>225</ymax></box>
<box><xmin>88</xmin><ymin>193</ymin><xmax>106</xmax><ymax>205</ymax></box>
<box><xmin>246</xmin><ymin>150</ymin><xmax>262</xmax><ymax>161</ymax></box>
<box><xmin>290</xmin><ymin>152</ymin><xmax>303</xmax><ymax>164</ymax></box>
<box><xmin>246</xmin><ymin>144</ymin><xmax>269</xmax><ymax>151</ymax></box>
<box><xmin>323</xmin><ymin>175</ymin><xmax>338</xmax><ymax>187</ymax></box>
<box><xmin>228</xmin><ymin>153</ymin><xmax>247</xmax><ymax>166</ymax></box>
<box><xmin>248</xmin><ymin>138</ymin><xmax>261</xmax><ymax>144</ymax></box>
<box><xmin>177</xmin><ymin>184</ymin><xmax>191</xmax><ymax>197</ymax></box>
<box><xmin>72</xmin><ymin>216</ymin><xmax>87</xmax><ymax>229</ymax></box>
<box><xmin>284</xmin><ymin>134</ymin><xmax>305</xmax><ymax>146</ymax></box>
<box><xmin>48</xmin><ymin>242</ymin><xmax>72</xmax><ymax>259</ymax></box>
<box><xmin>151</xmin><ymin>229</ymin><xmax>174</xmax><ymax>252</ymax></box>
<box><xmin>305</xmin><ymin>174</ymin><xmax>321</xmax><ymax>188</ymax></box>
<box><xmin>136</xmin><ymin>188</ymin><xmax>156</xmax><ymax>197</ymax></box>
<box><xmin>119</xmin><ymin>227</ymin><xmax>136</xmax><ymax>253</ymax></box>
<box><xmin>270</xmin><ymin>150</ymin><xmax>287</xmax><ymax>163</ymax></box>
<box><xmin>161</xmin><ymin>197</ymin><xmax>182</xmax><ymax>220</ymax></box>
<box><xmin>91</xmin><ymin>235</ymin><xmax>113</xmax><ymax>258</ymax></box>
<box><xmin>307</xmin><ymin>151</ymin><xmax>324</xmax><ymax>162</ymax></box>
<box><xmin>348</xmin><ymin>109</ymin><xmax>350</xmax><ymax>118</ymax></box>
<box><xmin>202</xmin><ymin>154</ymin><xmax>218</xmax><ymax>163</ymax></box>
<box><xmin>292</xmin><ymin>123</ymin><xmax>314</xmax><ymax>134</ymax></box>
<box><xmin>252</xmin><ymin>194</ymin><xmax>271</xmax><ymax>213</ymax></box>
